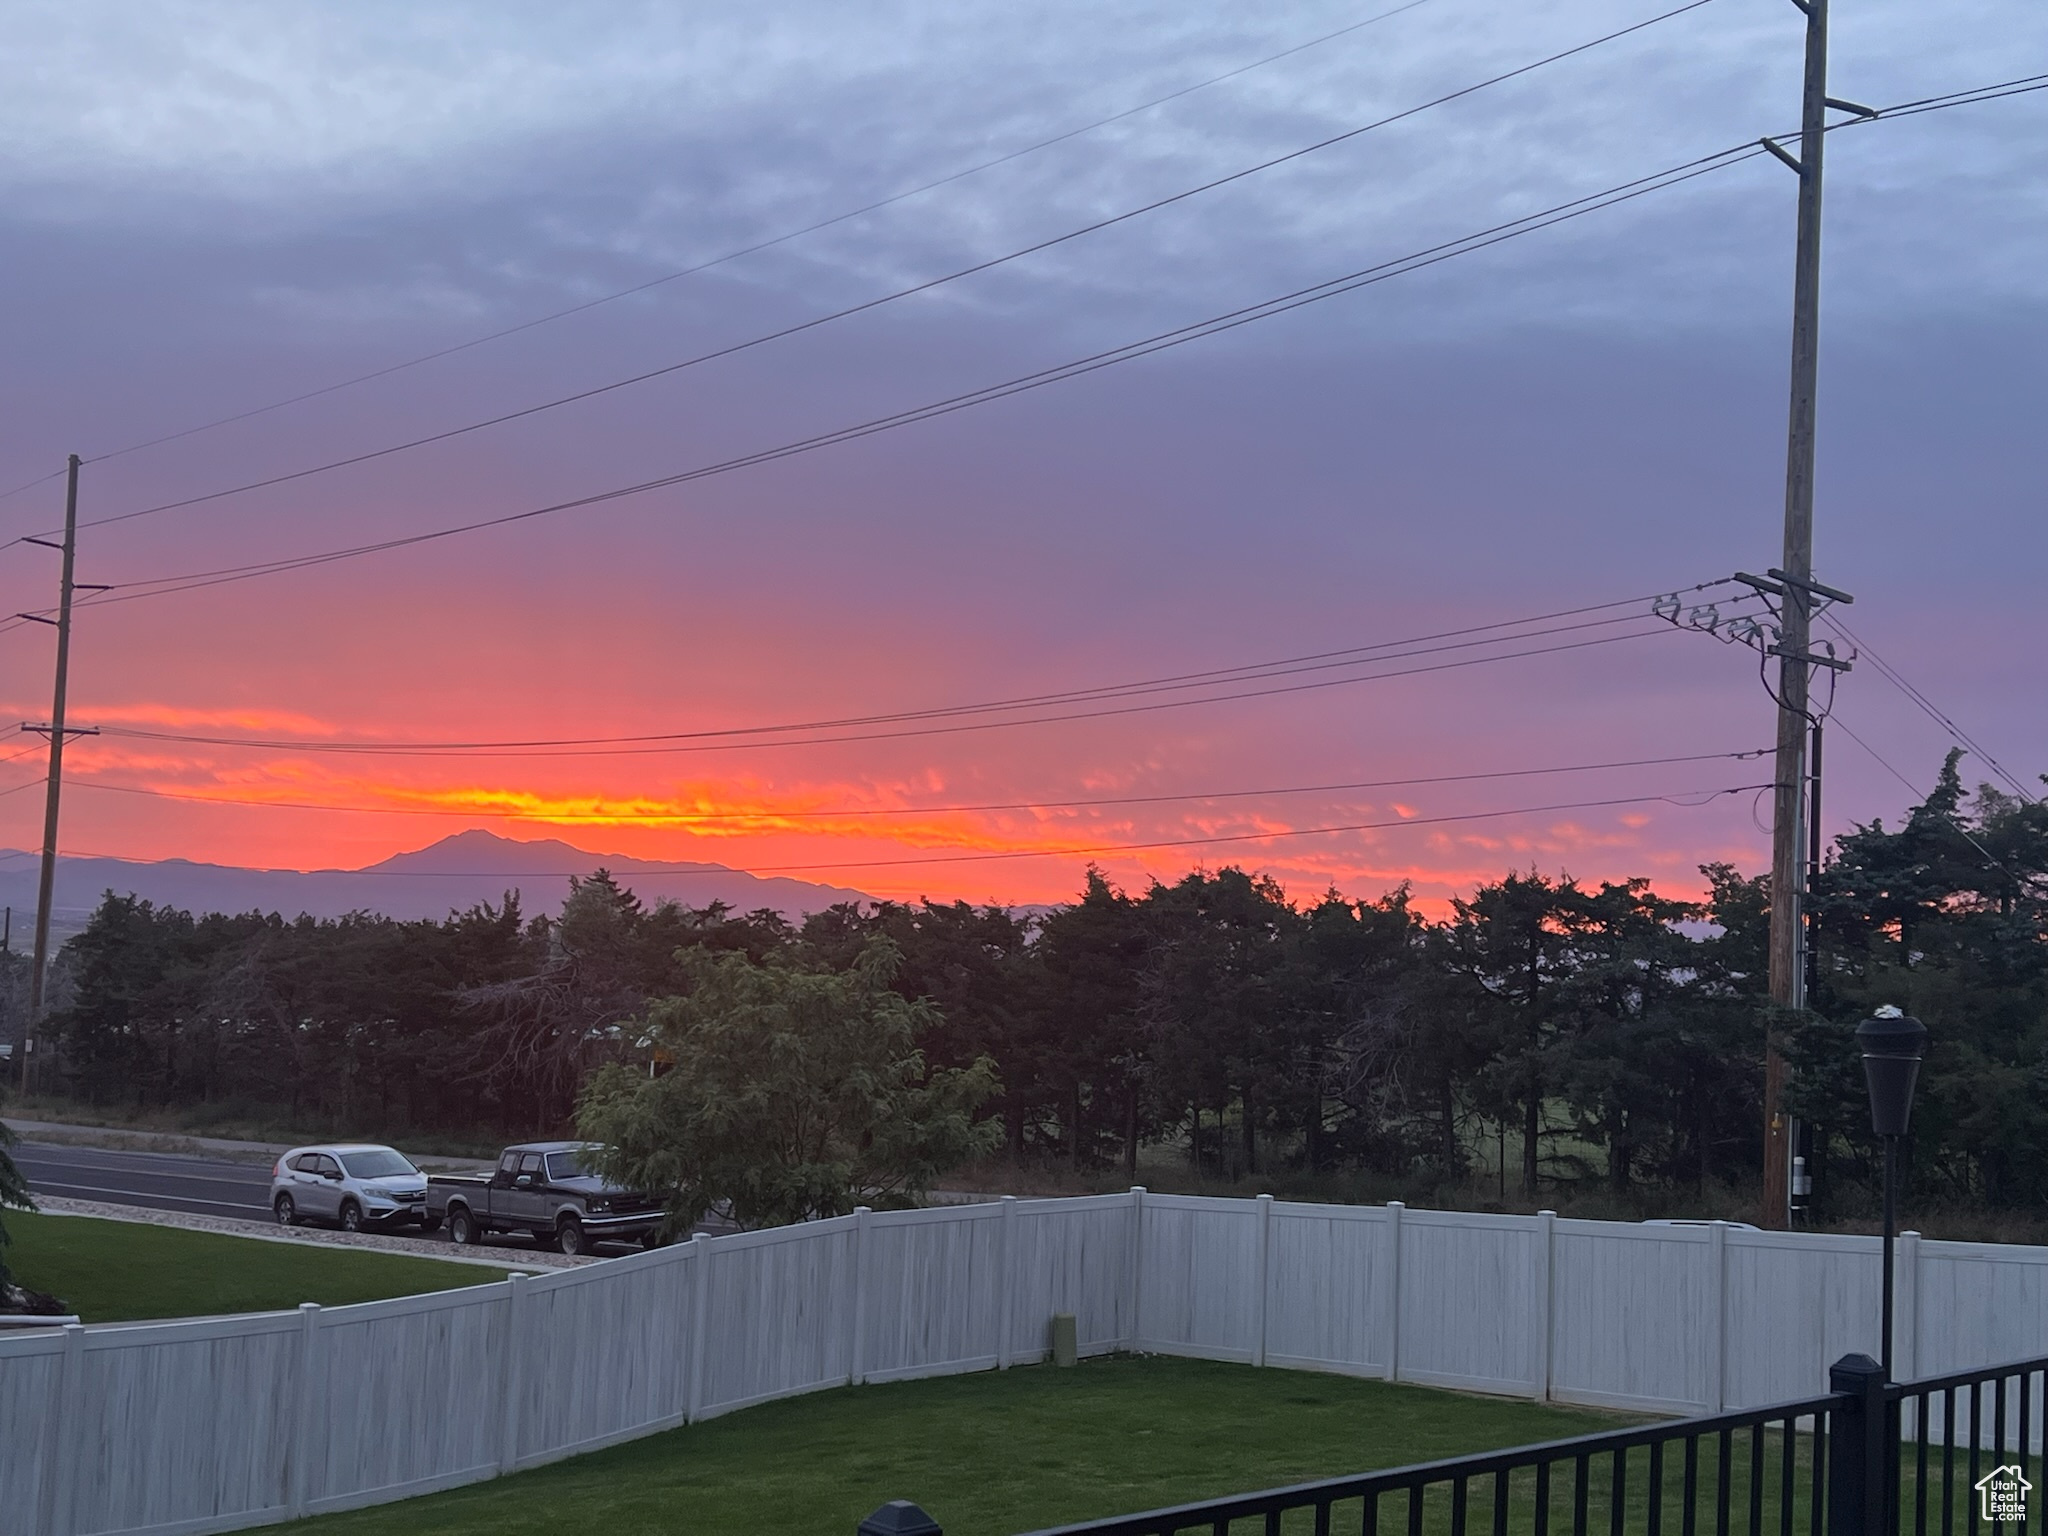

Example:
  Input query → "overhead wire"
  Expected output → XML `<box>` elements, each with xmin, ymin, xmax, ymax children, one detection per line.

<box><xmin>1819</xmin><ymin>611</ymin><xmax>2036</xmax><ymax>804</ymax></box>
<box><xmin>79</xmin><ymin>601</ymin><xmax>1766</xmax><ymax>760</ymax></box>
<box><xmin>32</xmin><ymin>784</ymin><xmax>1774</xmax><ymax>876</ymax></box>
<box><xmin>89</xmin><ymin>589</ymin><xmax>1749</xmax><ymax>754</ymax></box>
<box><xmin>22</xmin><ymin>0</ymin><xmax>1718</xmax><ymax>543</ymax></box>
<box><xmin>0</xmin><ymin>0</ymin><xmax>1437</xmax><ymax>495</ymax></box>
<box><xmin>2</xmin><ymin>145</ymin><xmax>1770</xmax><ymax>632</ymax></box>
<box><xmin>57</xmin><ymin>746</ymin><xmax>1773</xmax><ymax>823</ymax></box>
<box><xmin>1826</xmin><ymin>713</ymin><xmax>2037</xmax><ymax>888</ymax></box>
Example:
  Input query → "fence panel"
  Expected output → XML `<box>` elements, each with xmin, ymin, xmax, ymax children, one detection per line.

<box><xmin>304</xmin><ymin>1285</ymin><xmax>508</xmax><ymax>1513</ymax></box>
<box><xmin>1549</xmin><ymin>1220</ymin><xmax>1714</xmax><ymax>1412</ymax></box>
<box><xmin>66</xmin><ymin>1314</ymin><xmax>296</xmax><ymax>1536</ymax></box>
<box><xmin>1723</xmin><ymin>1229</ymin><xmax>1881</xmax><ymax>1407</ymax></box>
<box><xmin>515</xmin><ymin>1247</ymin><xmax>697</xmax><ymax>1464</ymax></box>
<box><xmin>860</xmin><ymin>1206</ymin><xmax>1005</xmax><ymax>1383</ymax></box>
<box><xmin>1393</xmin><ymin>1210</ymin><xmax>1538</xmax><ymax>1395</ymax></box>
<box><xmin>1005</xmin><ymin>1196</ymin><xmax>1133</xmax><ymax>1362</ymax></box>
<box><xmin>0</xmin><ymin>1332</ymin><xmax>63</xmax><ymax>1536</ymax></box>
<box><xmin>1261</xmin><ymin>1202</ymin><xmax>1388</xmax><ymax>1376</ymax></box>
<box><xmin>1912</xmin><ymin>1239</ymin><xmax>2048</xmax><ymax>1380</ymax></box>
<box><xmin>696</xmin><ymin>1220</ymin><xmax>854</xmax><ymax>1417</ymax></box>
<box><xmin>1134</xmin><ymin>1194</ymin><xmax>1261</xmax><ymax>1361</ymax></box>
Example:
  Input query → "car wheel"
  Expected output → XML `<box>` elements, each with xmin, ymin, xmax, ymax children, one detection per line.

<box><xmin>274</xmin><ymin>1193</ymin><xmax>297</xmax><ymax>1227</ymax></box>
<box><xmin>447</xmin><ymin>1207</ymin><xmax>476</xmax><ymax>1246</ymax></box>
<box><xmin>338</xmin><ymin>1200</ymin><xmax>363</xmax><ymax>1233</ymax></box>
<box><xmin>556</xmin><ymin>1217</ymin><xmax>588</xmax><ymax>1257</ymax></box>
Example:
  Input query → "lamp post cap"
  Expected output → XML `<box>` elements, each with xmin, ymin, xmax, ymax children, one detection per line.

<box><xmin>1856</xmin><ymin>1010</ymin><xmax>1927</xmax><ymax>1058</ymax></box>
<box><xmin>859</xmin><ymin>1501</ymin><xmax>943</xmax><ymax>1536</ymax></box>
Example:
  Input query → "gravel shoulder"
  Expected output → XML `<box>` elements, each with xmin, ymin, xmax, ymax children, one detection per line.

<box><xmin>32</xmin><ymin>1196</ymin><xmax>596</xmax><ymax>1269</ymax></box>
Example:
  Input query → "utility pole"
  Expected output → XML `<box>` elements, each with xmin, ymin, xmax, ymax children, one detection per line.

<box><xmin>1758</xmin><ymin>0</ymin><xmax>1872</xmax><ymax>1229</ymax></box>
<box><xmin>24</xmin><ymin>454</ymin><xmax>82</xmax><ymax>1095</ymax></box>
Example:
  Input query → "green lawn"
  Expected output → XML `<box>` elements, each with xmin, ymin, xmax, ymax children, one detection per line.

<box><xmin>304</xmin><ymin>1356</ymin><xmax>1631</xmax><ymax>1536</ymax></box>
<box><xmin>5</xmin><ymin>1211</ymin><xmax>510</xmax><ymax>1322</ymax></box>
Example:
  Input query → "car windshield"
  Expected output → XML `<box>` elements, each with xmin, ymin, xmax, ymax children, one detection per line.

<box><xmin>545</xmin><ymin>1151</ymin><xmax>596</xmax><ymax>1182</ymax></box>
<box><xmin>338</xmin><ymin>1149</ymin><xmax>417</xmax><ymax>1180</ymax></box>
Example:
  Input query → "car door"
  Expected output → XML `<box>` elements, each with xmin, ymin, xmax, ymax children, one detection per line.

<box><xmin>510</xmin><ymin>1152</ymin><xmax>549</xmax><ymax>1229</ymax></box>
<box><xmin>300</xmin><ymin>1154</ymin><xmax>343</xmax><ymax>1218</ymax></box>
<box><xmin>485</xmin><ymin>1151</ymin><xmax>522</xmax><ymax>1227</ymax></box>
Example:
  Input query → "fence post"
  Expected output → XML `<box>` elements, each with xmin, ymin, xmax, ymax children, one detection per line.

<box><xmin>1532</xmin><ymin>1210</ymin><xmax>1555</xmax><ymax>1402</ymax></box>
<box><xmin>288</xmin><ymin>1302</ymin><xmax>323</xmax><ymax>1518</ymax></box>
<box><xmin>851</xmin><ymin>1206</ymin><xmax>871</xmax><ymax>1384</ymax></box>
<box><xmin>498</xmin><ymin>1272</ymin><xmax>529</xmax><ymax>1474</ymax></box>
<box><xmin>1383</xmin><ymin>1201</ymin><xmax>1404</xmax><ymax>1384</ymax></box>
<box><xmin>37</xmin><ymin>1322</ymin><xmax>85</xmax><ymax>1536</ymax></box>
<box><xmin>1708</xmin><ymin>1220</ymin><xmax>1728</xmax><ymax>1412</ymax></box>
<box><xmin>687</xmin><ymin>1236</ymin><xmax>710</xmax><ymax>1421</ymax></box>
<box><xmin>1253</xmin><ymin>1193</ymin><xmax>1274</xmax><ymax>1368</ymax></box>
<box><xmin>1126</xmin><ymin>1186</ymin><xmax>1145</xmax><ymax>1353</ymax></box>
<box><xmin>1897</xmin><ymin>1230</ymin><xmax>1920</xmax><ymax>1382</ymax></box>
<box><xmin>998</xmin><ymin>1196</ymin><xmax>1017</xmax><ymax>1370</ymax></box>
<box><xmin>1825</xmin><ymin>1352</ymin><xmax>1887</xmax><ymax>1536</ymax></box>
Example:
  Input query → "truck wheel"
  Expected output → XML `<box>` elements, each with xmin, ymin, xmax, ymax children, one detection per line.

<box><xmin>556</xmin><ymin>1217</ymin><xmax>588</xmax><ymax>1257</ymax></box>
<box><xmin>338</xmin><ymin>1200</ymin><xmax>363</xmax><ymax>1233</ymax></box>
<box><xmin>447</xmin><ymin>1207</ymin><xmax>477</xmax><ymax>1246</ymax></box>
<box><xmin>273</xmin><ymin>1193</ymin><xmax>297</xmax><ymax>1227</ymax></box>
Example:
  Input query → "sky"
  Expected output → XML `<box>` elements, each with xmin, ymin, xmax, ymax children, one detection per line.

<box><xmin>0</xmin><ymin>0</ymin><xmax>2041</xmax><ymax>914</ymax></box>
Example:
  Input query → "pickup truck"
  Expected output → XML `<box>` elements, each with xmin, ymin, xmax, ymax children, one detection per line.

<box><xmin>426</xmin><ymin>1141</ymin><xmax>665</xmax><ymax>1257</ymax></box>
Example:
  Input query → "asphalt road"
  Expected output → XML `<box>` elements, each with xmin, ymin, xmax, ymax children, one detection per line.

<box><xmin>15</xmin><ymin>1141</ymin><xmax>275</xmax><ymax>1220</ymax></box>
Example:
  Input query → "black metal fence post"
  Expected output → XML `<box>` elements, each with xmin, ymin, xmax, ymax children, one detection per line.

<box><xmin>1827</xmin><ymin>1354</ymin><xmax>1886</xmax><ymax>1536</ymax></box>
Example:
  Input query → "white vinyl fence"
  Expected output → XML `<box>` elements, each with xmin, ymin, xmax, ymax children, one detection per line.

<box><xmin>7</xmin><ymin>1190</ymin><xmax>2047</xmax><ymax>1536</ymax></box>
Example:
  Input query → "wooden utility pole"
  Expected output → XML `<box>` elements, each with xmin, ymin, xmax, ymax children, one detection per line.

<box><xmin>25</xmin><ymin>454</ymin><xmax>82</xmax><ymax>1093</ymax></box>
<box><xmin>1761</xmin><ymin>0</ymin><xmax>1837</xmax><ymax>1230</ymax></box>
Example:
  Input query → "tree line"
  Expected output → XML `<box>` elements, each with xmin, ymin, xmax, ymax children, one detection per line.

<box><xmin>19</xmin><ymin>752</ymin><xmax>2047</xmax><ymax>1219</ymax></box>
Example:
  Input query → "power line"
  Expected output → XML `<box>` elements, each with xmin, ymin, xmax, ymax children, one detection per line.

<box><xmin>80</xmin><ymin>611</ymin><xmax>1761</xmax><ymax>761</ymax></box>
<box><xmin>28</xmin><ymin>0</ymin><xmax>1718</xmax><ymax>543</ymax></box>
<box><xmin>1827</xmin><ymin>714</ymin><xmax>2035</xmax><ymax>887</ymax></box>
<box><xmin>9</xmin><ymin>143</ymin><xmax>1774</xmax><ymax>626</ymax></box>
<box><xmin>0</xmin><ymin>0</ymin><xmax>1436</xmax><ymax>494</ymax></box>
<box><xmin>90</xmin><ymin>590</ymin><xmax>1744</xmax><ymax>754</ymax></box>
<box><xmin>1818</xmin><ymin>611</ymin><xmax>2035</xmax><ymax>804</ymax></box>
<box><xmin>34</xmin><ymin>784</ymin><xmax>1772</xmax><ymax>876</ymax></box>
<box><xmin>57</xmin><ymin>747</ymin><xmax>1773</xmax><ymax>823</ymax></box>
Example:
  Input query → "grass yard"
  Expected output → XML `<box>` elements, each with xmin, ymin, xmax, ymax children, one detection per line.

<box><xmin>4</xmin><ymin>1210</ymin><xmax>511</xmax><ymax>1322</ymax></box>
<box><xmin>304</xmin><ymin>1355</ymin><xmax>1634</xmax><ymax>1536</ymax></box>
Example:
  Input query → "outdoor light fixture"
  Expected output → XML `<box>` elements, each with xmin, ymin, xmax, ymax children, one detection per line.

<box><xmin>1856</xmin><ymin>1005</ymin><xmax>1928</xmax><ymax>1137</ymax></box>
<box><xmin>1856</xmin><ymin>1005</ymin><xmax>1927</xmax><ymax>1382</ymax></box>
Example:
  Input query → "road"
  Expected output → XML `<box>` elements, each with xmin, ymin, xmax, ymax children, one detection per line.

<box><xmin>14</xmin><ymin>1140</ymin><xmax>276</xmax><ymax>1220</ymax></box>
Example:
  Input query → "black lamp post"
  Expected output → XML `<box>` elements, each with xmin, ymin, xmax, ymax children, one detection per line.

<box><xmin>1855</xmin><ymin>1006</ymin><xmax>1927</xmax><ymax>1381</ymax></box>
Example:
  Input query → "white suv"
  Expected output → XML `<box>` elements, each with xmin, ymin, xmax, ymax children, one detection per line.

<box><xmin>271</xmin><ymin>1144</ymin><xmax>428</xmax><ymax>1232</ymax></box>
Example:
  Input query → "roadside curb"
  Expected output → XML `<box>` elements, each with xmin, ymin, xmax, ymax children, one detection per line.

<box><xmin>31</xmin><ymin>1197</ymin><xmax>597</xmax><ymax>1270</ymax></box>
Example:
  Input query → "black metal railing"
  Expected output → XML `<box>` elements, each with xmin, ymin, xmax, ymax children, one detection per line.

<box><xmin>1889</xmin><ymin>1353</ymin><xmax>2045</xmax><ymax>1536</ymax></box>
<box><xmin>860</xmin><ymin>1351</ymin><xmax>2048</xmax><ymax>1536</ymax></box>
<box><xmin>1011</xmin><ymin>1392</ymin><xmax>1838</xmax><ymax>1536</ymax></box>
